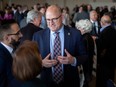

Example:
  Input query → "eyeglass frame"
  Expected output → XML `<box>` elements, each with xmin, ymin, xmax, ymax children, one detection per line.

<box><xmin>46</xmin><ymin>15</ymin><xmax>61</xmax><ymax>23</ymax></box>
<box><xmin>7</xmin><ymin>30</ymin><xmax>21</xmax><ymax>36</ymax></box>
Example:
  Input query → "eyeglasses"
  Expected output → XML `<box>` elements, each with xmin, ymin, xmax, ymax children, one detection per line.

<box><xmin>8</xmin><ymin>30</ymin><xmax>21</xmax><ymax>36</ymax></box>
<box><xmin>46</xmin><ymin>15</ymin><xmax>61</xmax><ymax>22</ymax></box>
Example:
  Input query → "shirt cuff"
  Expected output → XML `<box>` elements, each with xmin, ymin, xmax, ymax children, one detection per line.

<box><xmin>71</xmin><ymin>57</ymin><xmax>77</xmax><ymax>66</ymax></box>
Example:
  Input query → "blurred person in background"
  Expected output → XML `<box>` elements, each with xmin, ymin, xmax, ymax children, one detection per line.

<box><xmin>39</xmin><ymin>6</ymin><xmax>47</xmax><ymax>29</ymax></box>
<box><xmin>62</xmin><ymin>7</ymin><xmax>71</xmax><ymax>27</ymax></box>
<box><xmin>76</xmin><ymin>19</ymin><xmax>94</xmax><ymax>87</ymax></box>
<box><xmin>96</xmin><ymin>15</ymin><xmax>116</xmax><ymax>87</ymax></box>
<box><xmin>89</xmin><ymin>10</ymin><xmax>101</xmax><ymax>38</ymax></box>
<box><xmin>20</xmin><ymin>10</ymin><xmax>43</xmax><ymax>44</ymax></box>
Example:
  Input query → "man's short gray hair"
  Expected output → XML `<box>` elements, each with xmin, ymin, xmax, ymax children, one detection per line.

<box><xmin>26</xmin><ymin>10</ymin><xmax>42</xmax><ymax>23</ymax></box>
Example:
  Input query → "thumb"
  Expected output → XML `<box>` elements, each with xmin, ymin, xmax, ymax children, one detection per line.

<box><xmin>45</xmin><ymin>53</ymin><xmax>51</xmax><ymax>59</ymax></box>
<box><xmin>65</xmin><ymin>49</ymin><xmax>69</xmax><ymax>56</ymax></box>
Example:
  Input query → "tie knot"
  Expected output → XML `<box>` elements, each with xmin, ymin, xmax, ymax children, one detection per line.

<box><xmin>93</xmin><ymin>22</ymin><xmax>96</xmax><ymax>25</ymax></box>
<box><xmin>93</xmin><ymin>22</ymin><xmax>96</xmax><ymax>27</ymax></box>
<box><xmin>55</xmin><ymin>32</ymin><xmax>59</xmax><ymax>35</ymax></box>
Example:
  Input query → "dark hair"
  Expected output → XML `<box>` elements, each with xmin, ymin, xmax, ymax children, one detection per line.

<box><xmin>0</xmin><ymin>19</ymin><xmax>17</xmax><ymax>41</ymax></box>
<box><xmin>12</xmin><ymin>40</ymin><xmax>42</xmax><ymax>81</ymax></box>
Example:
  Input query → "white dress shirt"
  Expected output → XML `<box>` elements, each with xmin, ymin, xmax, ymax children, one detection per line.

<box><xmin>0</xmin><ymin>42</ymin><xmax>13</xmax><ymax>54</ymax></box>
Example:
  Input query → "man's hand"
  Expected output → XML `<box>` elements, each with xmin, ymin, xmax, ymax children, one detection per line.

<box><xmin>57</xmin><ymin>49</ymin><xmax>75</xmax><ymax>64</ymax></box>
<box><xmin>42</xmin><ymin>53</ymin><xmax>57</xmax><ymax>68</ymax></box>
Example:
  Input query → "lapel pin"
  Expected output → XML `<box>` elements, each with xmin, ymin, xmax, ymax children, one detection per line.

<box><xmin>68</xmin><ymin>33</ymin><xmax>70</xmax><ymax>35</ymax></box>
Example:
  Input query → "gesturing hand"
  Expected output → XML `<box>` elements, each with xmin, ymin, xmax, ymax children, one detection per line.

<box><xmin>42</xmin><ymin>53</ymin><xmax>58</xmax><ymax>68</ymax></box>
<box><xmin>57</xmin><ymin>49</ymin><xmax>75</xmax><ymax>64</ymax></box>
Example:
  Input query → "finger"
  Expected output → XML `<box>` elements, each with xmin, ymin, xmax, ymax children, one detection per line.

<box><xmin>45</xmin><ymin>60</ymin><xmax>56</xmax><ymax>66</ymax></box>
<box><xmin>51</xmin><ymin>59</ymin><xmax>57</xmax><ymax>63</ymax></box>
<box><xmin>65</xmin><ymin>49</ymin><xmax>70</xmax><ymax>56</ymax></box>
<box><xmin>45</xmin><ymin>53</ymin><xmax>51</xmax><ymax>59</ymax></box>
<box><xmin>52</xmin><ymin>60</ymin><xmax>58</xmax><ymax>66</ymax></box>
<box><xmin>57</xmin><ymin>56</ymin><xmax>64</xmax><ymax>62</ymax></box>
<box><xmin>57</xmin><ymin>56</ymin><xmax>67</xmax><ymax>64</ymax></box>
<box><xmin>45</xmin><ymin>63</ymin><xmax>53</xmax><ymax>67</ymax></box>
<box><xmin>60</xmin><ymin>59</ymin><xmax>69</xmax><ymax>64</ymax></box>
<box><xmin>46</xmin><ymin>60</ymin><xmax>57</xmax><ymax>67</ymax></box>
<box><xmin>57</xmin><ymin>56</ymin><xmax>63</xmax><ymax>59</ymax></box>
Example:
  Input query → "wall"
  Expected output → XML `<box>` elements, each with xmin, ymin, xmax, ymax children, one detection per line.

<box><xmin>2</xmin><ymin>0</ymin><xmax>116</xmax><ymax>12</ymax></box>
<box><xmin>2</xmin><ymin>0</ymin><xmax>46</xmax><ymax>9</ymax></box>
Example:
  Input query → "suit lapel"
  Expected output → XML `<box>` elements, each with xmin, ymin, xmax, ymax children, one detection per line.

<box><xmin>43</xmin><ymin>27</ymin><xmax>71</xmax><ymax>56</ymax></box>
<box><xmin>64</xmin><ymin>26</ymin><xmax>71</xmax><ymax>56</ymax></box>
<box><xmin>43</xmin><ymin>29</ymin><xmax>50</xmax><ymax>54</ymax></box>
<box><xmin>0</xmin><ymin>43</ymin><xmax>13</xmax><ymax>62</ymax></box>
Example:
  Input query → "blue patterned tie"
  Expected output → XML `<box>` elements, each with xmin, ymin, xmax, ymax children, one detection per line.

<box><xmin>53</xmin><ymin>32</ymin><xmax>63</xmax><ymax>84</ymax></box>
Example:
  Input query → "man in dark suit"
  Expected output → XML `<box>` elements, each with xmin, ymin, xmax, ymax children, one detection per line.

<box><xmin>96</xmin><ymin>15</ymin><xmax>116</xmax><ymax>87</ymax></box>
<box><xmin>0</xmin><ymin>19</ymin><xmax>23</xmax><ymax>87</ymax></box>
<box><xmin>89</xmin><ymin>10</ymin><xmax>101</xmax><ymax>37</ymax></box>
<box><xmin>20</xmin><ymin>10</ymin><xmax>43</xmax><ymax>44</ymax></box>
<box><xmin>33</xmin><ymin>5</ymin><xmax>87</xmax><ymax>87</ymax></box>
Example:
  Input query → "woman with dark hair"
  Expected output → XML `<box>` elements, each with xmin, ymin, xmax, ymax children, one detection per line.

<box><xmin>12</xmin><ymin>40</ymin><xmax>46</xmax><ymax>87</ymax></box>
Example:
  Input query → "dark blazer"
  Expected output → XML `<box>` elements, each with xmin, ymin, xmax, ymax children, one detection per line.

<box><xmin>81</xmin><ymin>33</ymin><xmax>95</xmax><ymax>83</ymax></box>
<box><xmin>20</xmin><ymin>78</ymin><xmax>46</xmax><ymax>87</ymax></box>
<box><xmin>0</xmin><ymin>43</ymin><xmax>22</xmax><ymax>87</ymax></box>
<box><xmin>90</xmin><ymin>21</ymin><xmax>101</xmax><ymax>37</ymax></box>
<box><xmin>20</xmin><ymin>23</ymin><xmax>43</xmax><ymax>43</ymax></box>
<box><xmin>33</xmin><ymin>25</ymin><xmax>87</xmax><ymax>87</ymax></box>
<box><xmin>97</xmin><ymin>25</ymin><xmax>116</xmax><ymax>66</ymax></box>
<box><xmin>96</xmin><ymin>25</ymin><xmax>116</xmax><ymax>87</ymax></box>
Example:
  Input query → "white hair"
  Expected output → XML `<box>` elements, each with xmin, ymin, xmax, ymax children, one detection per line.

<box><xmin>75</xmin><ymin>19</ymin><xmax>92</xmax><ymax>34</ymax></box>
<box><xmin>26</xmin><ymin>10</ymin><xmax>42</xmax><ymax>23</ymax></box>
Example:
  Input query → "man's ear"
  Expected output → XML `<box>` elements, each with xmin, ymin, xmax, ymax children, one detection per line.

<box><xmin>4</xmin><ymin>34</ymin><xmax>10</xmax><ymax>42</ymax></box>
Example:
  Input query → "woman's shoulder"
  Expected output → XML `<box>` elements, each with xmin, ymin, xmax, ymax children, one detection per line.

<box><xmin>21</xmin><ymin>78</ymin><xmax>46</xmax><ymax>87</ymax></box>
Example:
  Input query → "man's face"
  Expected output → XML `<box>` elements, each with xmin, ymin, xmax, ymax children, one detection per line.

<box><xmin>46</xmin><ymin>9</ymin><xmax>63</xmax><ymax>32</ymax></box>
<box><xmin>34</xmin><ymin>16</ymin><xmax>42</xmax><ymax>27</ymax></box>
<box><xmin>8</xmin><ymin>23</ymin><xmax>23</xmax><ymax>47</ymax></box>
<box><xmin>40</xmin><ymin>8</ymin><xmax>46</xmax><ymax>15</ymax></box>
<box><xmin>90</xmin><ymin>11</ymin><xmax>98</xmax><ymax>21</ymax></box>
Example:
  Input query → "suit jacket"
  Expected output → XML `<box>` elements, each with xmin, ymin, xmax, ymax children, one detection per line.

<box><xmin>96</xmin><ymin>25</ymin><xmax>116</xmax><ymax>87</ymax></box>
<box><xmin>33</xmin><ymin>25</ymin><xmax>87</xmax><ymax>87</ymax></box>
<box><xmin>82</xmin><ymin>33</ymin><xmax>95</xmax><ymax>80</ymax></box>
<box><xmin>0</xmin><ymin>43</ymin><xmax>22</xmax><ymax>87</ymax></box>
<box><xmin>20</xmin><ymin>23</ymin><xmax>43</xmax><ymax>43</ymax></box>
<box><xmin>90</xmin><ymin>20</ymin><xmax>101</xmax><ymax>37</ymax></box>
<box><xmin>96</xmin><ymin>25</ymin><xmax>116</xmax><ymax>65</ymax></box>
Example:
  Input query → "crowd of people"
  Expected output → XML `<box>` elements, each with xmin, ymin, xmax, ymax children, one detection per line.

<box><xmin>0</xmin><ymin>2</ymin><xmax>116</xmax><ymax>87</ymax></box>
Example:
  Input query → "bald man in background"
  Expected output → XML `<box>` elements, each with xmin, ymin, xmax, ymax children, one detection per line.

<box><xmin>96</xmin><ymin>15</ymin><xmax>116</xmax><ymax>87</ymax></box>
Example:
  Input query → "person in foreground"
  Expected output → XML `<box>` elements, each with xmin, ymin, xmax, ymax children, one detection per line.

<box><xmin>0</xmin><ymin>19</ymin><xmax>23</xmax><ymax>87</ymax></box>
<box><xmin>33</xmin><ymin>5</ymin><xmax>87</xmax><ymax>87</ymax></box>
<box><xmin>12</xmin><ymin>40</ymin><xmax>46</xmax><ymax>87</ymax></box>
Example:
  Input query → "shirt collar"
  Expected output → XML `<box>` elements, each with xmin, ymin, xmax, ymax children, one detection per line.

<box><xmin>100</xmin><ymin>24</ymin><xmax>111</xmax><ymax>32</ymax></box>
<box><xmin>0</xmin><ymin>42</ymin><xmax>13</xmax><ymax>54</ymax></box>
<box><xmin>90</xmin><ymin>20</ymin><xmax>97</xmax><ymax>24</ymax></box>
<box><xmin>50</xmin><ymin>25</ymin><xmax>64</xmax><ymax>35</ymax></box>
